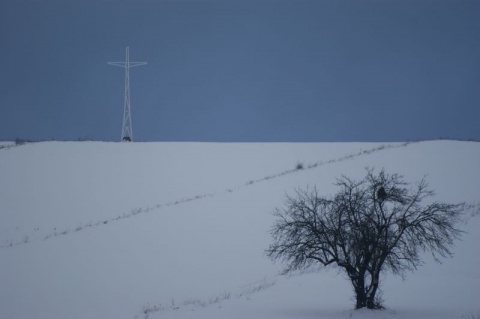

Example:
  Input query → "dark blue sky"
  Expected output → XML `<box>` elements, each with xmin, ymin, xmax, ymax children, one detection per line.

<box><xmin>1</xmin><ymin>0</ymin><xmax>479</xmax><ymax>142</ymax></box>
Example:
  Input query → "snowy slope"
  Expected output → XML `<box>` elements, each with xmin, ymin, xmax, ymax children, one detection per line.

<box><xmin>0</xmin><ymin>141</ymin><xmax>478</xmax><ymax>319</ymax></box>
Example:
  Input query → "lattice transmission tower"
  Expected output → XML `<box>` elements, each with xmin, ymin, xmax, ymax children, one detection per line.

<box><xmin>108</xmin><ymin>47</ymin><xmax>147</xmax><ymax>142</ymax></box>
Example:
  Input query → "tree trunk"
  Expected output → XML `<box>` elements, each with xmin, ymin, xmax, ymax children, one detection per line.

<box><xmin>366</xmin><ymin>291</ymin><xmax>377</xmax><ymax>309</ymax></box>
<box><xmin>366</xmin><ymin>274</ymin><xmax>380</xmax><ymax>309</ymax></box>
<box><xmin>352</xmin><ymin>275</ymin><xmax>367</xmax><ymax>309</ymax></box>
<box><xmin>355</xmin><ymin>290</ymin><xmax>367</xmax><ymax>309</ymax></box>
<box><xmin>353</xmin><ymin>272</ymin><xmax>381</xmax><ymax>309</ymax></box>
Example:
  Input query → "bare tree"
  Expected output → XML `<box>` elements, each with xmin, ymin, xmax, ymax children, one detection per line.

<box><xmin>266</xmin><ymin>169</ymin><xmax>464</xmax><ymax>309</ymax></box>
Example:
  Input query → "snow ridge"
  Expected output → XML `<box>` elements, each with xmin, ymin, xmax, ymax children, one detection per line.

<box><xmin>1</xmin><ymin>142</ymin><xmax>418</xmax><ymax>249</ymax></box>
<box><xmin>139</xmin><ymin>277</ymin><xmax>276</xmax><ymax>319</ymax></box>
<box><xmin>0</xmin><ymin>142</ymin><xmax>430</xmax><ymax>249</ymax></box>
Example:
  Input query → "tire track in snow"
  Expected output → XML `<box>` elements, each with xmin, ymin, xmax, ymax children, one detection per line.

<box><xmin>1</xmin><ymin>141</ymin><xmax>419</xmax><ymax>249</ymax></box>
<box><xmin>138</xmin><ymin>277</ymin><xmax>276</xmax><ymax>319</ymax></box>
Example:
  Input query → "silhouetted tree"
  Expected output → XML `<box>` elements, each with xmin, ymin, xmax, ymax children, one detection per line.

<box><xmin>266</xmin><ymin>169</ymin><xmax>464</xmax><ymax>309</ymax></box>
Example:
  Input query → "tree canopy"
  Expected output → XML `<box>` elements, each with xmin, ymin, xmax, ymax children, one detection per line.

<box><xmin>266</xmin><ymin>169</ymin><xmax>464</xmax><ymax>309</ymax></box>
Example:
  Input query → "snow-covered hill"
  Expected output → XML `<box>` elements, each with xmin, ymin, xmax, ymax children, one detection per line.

<box><xmin>0</xmin><ymin>141</ymin><xmax>478</xmax><ymax>319</ymax></box>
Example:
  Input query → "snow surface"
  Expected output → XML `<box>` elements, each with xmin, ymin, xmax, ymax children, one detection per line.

<box><xmin>0</xmin><ymin>140</ymin><xmax>478</xmax><ymax>319</ymax></box>
<box><xmin>0</xmin><ymin>141</ymin><xmax>14</xmax><ymax>149</ymax></box>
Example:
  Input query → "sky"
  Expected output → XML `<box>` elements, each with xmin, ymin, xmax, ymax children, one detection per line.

<box><xmin>1</xmin><ymin>0</ymin><xmax>479</xmax><ymax>142</ymax></box>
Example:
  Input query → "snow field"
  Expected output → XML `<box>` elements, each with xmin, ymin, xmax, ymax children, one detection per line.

<box><xmin>0</xmin><ymin>140</ymin><xmax>478</xmax><ymax>319</ymax></box>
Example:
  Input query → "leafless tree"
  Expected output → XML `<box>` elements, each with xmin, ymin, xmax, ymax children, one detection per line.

<box><xmin>266</xmin><ymin>169</ymin><xmax>464</xmax><ymax>309</ymax></box>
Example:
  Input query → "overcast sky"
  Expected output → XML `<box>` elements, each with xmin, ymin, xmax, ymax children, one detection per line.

<box><xmin>1</xmin><ymin>0</ymin><xmax>479</xmax><ymax>142</ymax></box>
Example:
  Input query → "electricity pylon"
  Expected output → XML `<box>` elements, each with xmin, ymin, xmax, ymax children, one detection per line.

<box><xmin>108</xmin><ymin>47</ymin><xmax>147</xmax><ymax>142</ymax></box>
